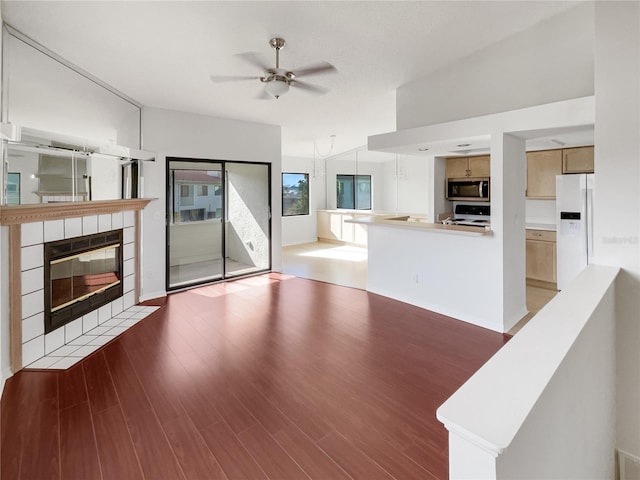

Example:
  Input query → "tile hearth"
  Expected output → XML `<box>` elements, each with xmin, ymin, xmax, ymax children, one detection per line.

<box><xmin>24</xmin><ymin>305</ymin><xmax>159</xmax><ymax>370</ymax></box>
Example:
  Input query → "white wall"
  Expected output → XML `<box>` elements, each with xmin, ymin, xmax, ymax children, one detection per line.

<box><xmin>141</xmin><ymin>107</ymin><xmax>281</xmax><ymax>300</ymax></box>
<box><xmin>380</xmin><ymin>154</ymin><xmax>429</xmax><ymax>215</ymax></box>
<box><xmin>592</xmin><ymin>1</ymin><xmax>640</xmax><ymax>461</ymax></box>
<box><xmin>0</xmin><ymin>226</ymin><xmax>7</xmax><ymax>392</ymax></box>
<box><xmin>396</xmin><ymin>2</ymin><xmax>594</xmax><ymax>129</ymax></box>
<box><xmin>88</xmin><ymin>156</ymin><xmax>120</xmax><ymax>201</ymax></box>
<box><xmin>281</xmin><ymin>156</ymin><xmax>325</xmax><ymax>246</ymax></box>
<box><xmin>495</xmin><ymin>134</ymin><xmax>527</xmax><ymax>329</ymax></box>
<box><xmin>525</xmin><ymin>199</ymin><xmax>555</xmax><ymax>225</ymax></box>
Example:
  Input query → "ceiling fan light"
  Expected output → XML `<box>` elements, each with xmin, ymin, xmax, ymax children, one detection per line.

<box><xmin>265</xmin><ymin>79</ymin><xmax>289</xmax><ymax>99</ymax></box>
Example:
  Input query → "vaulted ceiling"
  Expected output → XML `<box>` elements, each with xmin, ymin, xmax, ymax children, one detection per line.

<box><xmin>2</xmin><ymin>1</ymin><xmax>578</xmax><ymax>157</ymax></box>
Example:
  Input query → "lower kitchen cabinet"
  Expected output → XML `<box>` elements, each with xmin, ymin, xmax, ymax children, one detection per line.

<box><xmin>317</xmin><ymin>210</ymin><xmax>369</xmax><ymax>246</ymax></box>
<box><xmin>526</xmin><ymin>229</ymin><xmax>557</xmax><ymax>288</ymax></box>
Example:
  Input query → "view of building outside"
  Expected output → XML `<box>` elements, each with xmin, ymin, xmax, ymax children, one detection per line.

<box><xmin>173</xmin><ymin>170</ymin><xmax>223</xmax><ymax>222</ymax></box>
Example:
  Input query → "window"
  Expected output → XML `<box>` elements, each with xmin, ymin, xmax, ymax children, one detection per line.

<box><xmin>337</xmin><ymin>175</ymin><xmax>371</xmax><ymax>210</ymax></box>
<box><xmin>282</xmin><ymin>173</ymin><xmax>309</xmax><ymax>216</ymax></box>
<box><xmin>197</xmin><ymin>184</ymin><xmax>209</xmax><ymax>196</ymax></box>
<box><xmin>6</xmin><ymin>173</ymin><xmax>20</xmax><ymax>205</ymax></box>
<box><xmin>179</xmin><ymin>184</ymin><xmax>194</xmax><ymax>206</ymax></box>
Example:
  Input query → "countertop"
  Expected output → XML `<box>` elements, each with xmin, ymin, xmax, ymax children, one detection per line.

<box><xmin>525</xmin><ymin>222</ymin><xmax>556</xmax><ymax>231</ymax></box>
<box><xmin>346</xmin><ymin>215</ymin><xmax>493</xmax><ymax>237</ymax></box>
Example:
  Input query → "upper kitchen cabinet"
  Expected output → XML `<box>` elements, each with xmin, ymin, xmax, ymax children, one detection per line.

<box><xmin>446</xmin><ymin>155</ymin><xmax>490</xmax><ymax>178</ymax></box>
<box><xmin>526</xmin><ymin>149</ymin><xmax>562</xmax><ymax>199</ymax></box>
<box><xmin>562</xmin><ymin>146</ymin><xmax>594</xmax><ymax>174</ymax></box>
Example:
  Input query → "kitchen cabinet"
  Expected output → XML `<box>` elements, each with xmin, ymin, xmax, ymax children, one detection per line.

<box><xmin>446</xmin><ymin>155</ymin><xmax>490</xmax><ymax>178</ymax></box>
<box><xmin>563</xmin><ymin>146</ymin><xmax>594</xmax><ymax>174</ymax></box>
<box><xmin>526</xmin><ymin>149</ymin><xmax>562</xmax><ymax>199</ymax></box>
<box><xmin>317</xmin><ymin>210</ymin><xmax>368</xmax><ymax>246</ymax></box>
<box><xmin>526</xmin><ymin>229</ymin><xmax>557</xmax><ymax>288</ymax></box>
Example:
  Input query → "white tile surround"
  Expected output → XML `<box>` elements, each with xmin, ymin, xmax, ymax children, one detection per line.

<box><xmin>18</xmin><ymin>209</ymin><xmax>153</xmax><ymax>369</ymax></box>
<box><xmin>25</xmin><ymin>305</ymin><xmax>159</xmax><ymax>369</ymax></box>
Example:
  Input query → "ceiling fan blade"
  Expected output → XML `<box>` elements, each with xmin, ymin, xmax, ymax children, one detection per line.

<box><xmin>293</xmin><ymin>62</ymin><xmax>337</xmax><ymax>77</ymax></box>
<box><xmin>209</xmin><ymin>74</ymin><xmax>260</xmax><ymax>83</ymax></box>
<box><xmin>291</xmin><ymin>79</ymin><xmax>330</xmax><ymax>96</ymax></box>
<box><xmin>235</xmin><ymin>52</ymin><xmax>270</xmax><ymax>72</ymax></box>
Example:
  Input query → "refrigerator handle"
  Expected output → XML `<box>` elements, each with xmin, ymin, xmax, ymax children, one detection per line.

<box><xmin>586</xmin><ymin>185</ymin><xmax>594</xmax><ymax>261</ymax></box>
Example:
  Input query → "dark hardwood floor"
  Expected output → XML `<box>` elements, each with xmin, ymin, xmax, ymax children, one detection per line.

<box><xmin>1</xmin><ymin>273</ymin><xmax>509</xmax><ymax>480</ymax></box>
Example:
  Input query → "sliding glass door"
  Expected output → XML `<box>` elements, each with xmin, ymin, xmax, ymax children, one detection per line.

<box><xmin>225</xmin><ymin>162</ymin><xmax>271</xmax><ymax>277</ymax></box>
<box><xmin>167</xmin><ymin>160</ymin><xmax>224</xmax><ymax>288</ymax></box>
<box><xmin>167</xmin><ymin>158</ymin><xmax>271</xmax><ymax>290</ymax></box>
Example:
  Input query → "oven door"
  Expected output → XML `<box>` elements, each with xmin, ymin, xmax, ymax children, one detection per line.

<box><xmin>446</xmin><ymin>178</ymin><xmax>490</xmax><ymax>201</ymax></box>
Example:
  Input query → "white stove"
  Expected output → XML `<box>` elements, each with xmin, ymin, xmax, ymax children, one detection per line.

<box><xmin>445</xmin><ymin>202</ymin><xmax>491</xmax><ymax>227</ymax></box>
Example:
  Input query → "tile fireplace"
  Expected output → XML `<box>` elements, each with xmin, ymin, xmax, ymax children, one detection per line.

<box><xmin>0</xmin><ymin>198</ymin><xmax>153</xmax><ymax>371</ymax></box>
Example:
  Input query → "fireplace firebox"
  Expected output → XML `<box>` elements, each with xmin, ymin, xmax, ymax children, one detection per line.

<box><xmin>44</xmin><ymin>230</ymin><xmax>124</xmax><ymax>334</ymax></box>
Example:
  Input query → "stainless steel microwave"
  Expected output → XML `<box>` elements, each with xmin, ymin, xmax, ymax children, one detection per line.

<box><xmin>446</xmin><ymin>178</ymin><xmax>490</xmax><ymax>201</ymax></box>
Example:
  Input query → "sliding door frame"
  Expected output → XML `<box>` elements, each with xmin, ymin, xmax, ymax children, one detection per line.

<box><xmin>165</xmin><ymin>157</ymin><xmax>272</xmax><ymax>292</ymax></box>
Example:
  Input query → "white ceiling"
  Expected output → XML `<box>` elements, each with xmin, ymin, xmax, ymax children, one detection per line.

<box><xmin>2</xmin><ymin>1</ymin><xmax>579</xmax><ymax>158</ymax></box>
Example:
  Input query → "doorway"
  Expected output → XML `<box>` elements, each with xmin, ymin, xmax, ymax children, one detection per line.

<box><xmin>166</xmin><ymin>158</ymin><xmax>271</xmax><ymax>290</ymax></box>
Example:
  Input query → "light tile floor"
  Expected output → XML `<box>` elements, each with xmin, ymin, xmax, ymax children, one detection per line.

<box><xmin>26</xmin><ymin>305</ymin><xmax>160</xmax><ymax>370</ymax></box>
<box><xmin>507</xmin><ymin>285</ymin><xmax>558</xmax><ymax>335</ymax></box>
<box><xmin>282</xmin><ymin>242</ymin><xmax>367</xmax><ymax>290</ymax></box>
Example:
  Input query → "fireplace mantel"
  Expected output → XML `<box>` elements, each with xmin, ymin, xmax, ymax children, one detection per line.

<box><xmin>0</xmin><ymin>198</ymin><xmax>154</xmax><ymax>225</ymax></box>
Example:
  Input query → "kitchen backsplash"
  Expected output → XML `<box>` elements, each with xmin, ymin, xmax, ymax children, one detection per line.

<box><xmin>525</xmin><ymin>199</ymin><xmax>556</xmax><ymax>225</ymax></box>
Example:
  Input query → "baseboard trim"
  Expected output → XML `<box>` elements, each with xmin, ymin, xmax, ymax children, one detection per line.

<box><xmin>1</xmin><ymin>367</ymin><xmax>13</xmax><ymax>399</ymax></box>
<box><xmin>317</xmin><ymin>237</ymin><xmax>367</xmax><ymax>248</ymax></box>
<box><xmin>139</xmin><ymin>291</ymin><xmax>167</xmax><ymax>303</ymax></box>
<box><xmin>526</xmin><ymin>278</ymin><xmax>558</xmax><ymax>290</ymax></box>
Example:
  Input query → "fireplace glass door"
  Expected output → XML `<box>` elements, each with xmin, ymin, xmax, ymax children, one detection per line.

<box><xmin>44</xmin><ymin>230</ymin><xmax>123</xmax><ymax>334</ymax></box>
<box><xmin>51</xmin><ymin>245</ymin><xmax>120</xmax><ymax>312</ymax></box>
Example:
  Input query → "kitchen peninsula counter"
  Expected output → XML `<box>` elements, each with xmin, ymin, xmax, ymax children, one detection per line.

<box><xmin>356</xmin><ymin>212</ymin><xmax>513</xmax><ymax>334</ymax></box>
<box><xmin>347</xmin><ymin>215</ymin><xmax>493</xmax><ymax>237</ymax></box>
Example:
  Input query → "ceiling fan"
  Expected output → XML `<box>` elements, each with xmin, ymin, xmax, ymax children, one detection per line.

<box><xmin>209</xmin><ymin>37</ymin><xmax>337</xmax><ymax>99</ymax></box>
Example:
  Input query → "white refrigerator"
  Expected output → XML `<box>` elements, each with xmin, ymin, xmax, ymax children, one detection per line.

<box><xmin>555</xmin><ymin>173</ymin><xmax>594</xmax><ymax>290</ymax></box>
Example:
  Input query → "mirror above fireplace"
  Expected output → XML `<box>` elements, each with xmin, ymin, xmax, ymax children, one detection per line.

<box><xmin>2</xmin><ymin>125</ymin><xmax>155</xmax><ymax>206</ymax></box>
